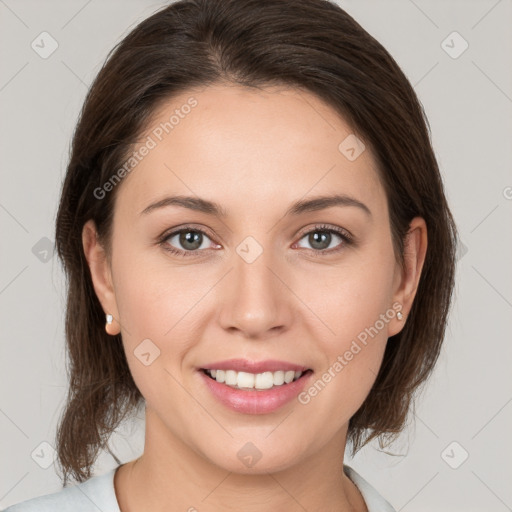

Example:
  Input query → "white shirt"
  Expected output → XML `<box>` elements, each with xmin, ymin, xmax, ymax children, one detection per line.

<box><xmin>2</xmin><ymin>465</ymin><xmax>396</xmax><ymax>511</ymax></box>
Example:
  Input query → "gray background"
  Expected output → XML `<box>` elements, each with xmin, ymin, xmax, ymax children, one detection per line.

<box><xmin>1</xmin><ymin>0</ymin><xmax>511</xmax><ymax>510</ymax></box>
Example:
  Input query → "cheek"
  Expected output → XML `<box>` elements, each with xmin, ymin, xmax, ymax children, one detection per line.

<box><xmin>296</xmin><ymin>245</ymin><xmax>395</xmax><ymax>420</ymax></box>
<box><xmin>299</xmin><ymin>298</ymin><xmax>391</xmax><ymax>435</ymax></box>
<box><xmin>302</xmin><ymin>246</ymin><xmax>396</xmax><ymax>345</ymax></box>
<box><xmin>110</xmin><ymin>251</ymin><xmax>200</xmax><ymax>389</ymax></box>
<box><xmin>111</xmin><ymin>221</ymin><xmax>395</xmax><ymax>415</ymax></box>
<box><xmin>296</xmin><ymin>338</ymin><xmax>386</xmax><ymax>450</ymax></box>
<box><xmin>112</xmin><ymin>243</ymin><xmax>201</xmax><ymax>338</ymax></box>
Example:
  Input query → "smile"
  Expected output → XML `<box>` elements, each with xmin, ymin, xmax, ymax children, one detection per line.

<box><xmin>198</xmin><ymin>368</ymin><xmax>314</xmax><ymax>414</ymax></box>
<box><xmin>202</xmin><ymin>368</ymin><xmax>311</xmax><ymax>390</ymax></box>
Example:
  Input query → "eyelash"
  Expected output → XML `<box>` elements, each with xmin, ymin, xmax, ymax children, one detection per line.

<box><xmin>158</xmin><ymin>223</ymin><xmax>354</xmax><ymax>258</ymax></box>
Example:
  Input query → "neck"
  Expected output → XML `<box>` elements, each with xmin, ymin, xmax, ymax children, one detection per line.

<box><xmin>114</xmin><ymin>407</ymin><xmax>366</xmax><ymax>512</ymax></box>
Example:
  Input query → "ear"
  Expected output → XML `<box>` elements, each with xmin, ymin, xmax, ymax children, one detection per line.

<box><xmin>388</xmin><ymin>216</ymin><xmax>428</xmax><ymax>337</ymax></box>
<box><xmin>82</xmin><ymin>219</ymin><xmax>120</xmax><ymax>335</ymax></box>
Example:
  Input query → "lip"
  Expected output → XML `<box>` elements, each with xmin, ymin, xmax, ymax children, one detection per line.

<box><xmin>198</xmin><ymin>368</ymin><xmax>314</xmax><ymax>415</ymax></box>
<box><xmin>200</xmin><ymin>358</ymin><xmax>310</xmax><ymax>373</ymax></box>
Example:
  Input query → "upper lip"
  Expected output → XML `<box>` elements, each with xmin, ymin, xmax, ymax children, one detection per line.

<box><xmin>200</xmin><ymin>359</ymin><xmax>310</xmax><ymax>373</ymax></box>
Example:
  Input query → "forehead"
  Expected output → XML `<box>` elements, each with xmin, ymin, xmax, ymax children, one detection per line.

<box><xmin>115</xmin><ymin>84</ymin><xmax>386</xmax><ymax>220</ymax></box>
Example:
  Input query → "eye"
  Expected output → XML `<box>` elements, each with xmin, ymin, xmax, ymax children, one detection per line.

<box><xmin>158</xmin><ymin>223</ymin><xmax>353</xmax><ymax>258</ymax></box>
<box><xmin>159</xmin><ymin>226</ymin><xmax>218</xmax><ymax>257</ymax></box>
<box><xmin>294</xmin><ymin>224</ymin><xmax>352</xmax><ymax>255</ymax></box>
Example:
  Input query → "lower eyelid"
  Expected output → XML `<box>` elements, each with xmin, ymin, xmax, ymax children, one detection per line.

<box><xmin>161</xmin><ymin>226</ymin><xmax>351</xmax><ymax>255</ymax></box>
<box><xmin>162</xmin><ymin>230</ymin><xmax>216</xmax><ymax>254</ymax></box>
<box><xmin>295</xmin><ymin>230</ymin><xmax>348</xmax><ymax>251</ymax></box>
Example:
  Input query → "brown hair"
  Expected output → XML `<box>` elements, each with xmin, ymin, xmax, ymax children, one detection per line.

<box><xmin>54</xmin><ymin>0</ymin><xmax>458</xmax><ymax>485</ymax></box>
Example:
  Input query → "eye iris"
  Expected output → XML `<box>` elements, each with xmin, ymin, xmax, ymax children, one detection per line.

<box><xmin>310</xmin><ymin>231</ymin><xmax>331</xmax><ymax>250</ymax></box>
<box><xmin>180</xmin><ymin>231</ymin><xmax>202</xmax><ymax>250</ymax></box>
<box><xmin>173</xmin><ymin>229</ymin><xmax>337</xmax><ymax>252</ymax></box>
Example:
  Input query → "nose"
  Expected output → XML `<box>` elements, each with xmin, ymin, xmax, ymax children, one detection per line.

<box><xmin>217</xmin><ymin>242</ymin><xmax>293</xmax><ymax>339</ymax></box>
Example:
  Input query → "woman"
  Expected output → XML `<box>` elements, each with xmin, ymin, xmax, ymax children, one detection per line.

<box><xmin>3</xmin><ymin>0</ymin><xmax>457</xmax><ymax>510</ymax></box>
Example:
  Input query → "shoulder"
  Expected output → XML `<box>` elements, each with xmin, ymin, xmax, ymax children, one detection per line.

<box><xmin>344</xmin><ymin>465</ymin><xmax>396</xmax><ymax>512</ymax></box>
<box><xmin>2</xmin><ymin>467</ymin><xmax>121</xmax><ymax>512</ymax></box>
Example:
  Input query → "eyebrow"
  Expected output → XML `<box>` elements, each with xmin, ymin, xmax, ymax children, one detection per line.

<box><xmin>139</xmin><ymin>193</ymin><xmax>372</xmax><ymax>218</ymax></box>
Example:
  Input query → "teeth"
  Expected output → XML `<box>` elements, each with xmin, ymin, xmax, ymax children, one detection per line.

<box><xmin>237</xmin><ymin>371</ymin><xmax>255</xmax><ymax>389</ymax></box>
<box><xmin>205</xmin><ymin>369</ymin><xmax>305</xmax><ymax>389</ymax></box>
<box><xmin>284</xmin><ymin>370</ymin><xmax>295</xmax><ymax>384</ymax></box>
<box><xmin>225</xmin><ymin>370</ymin><xmax>237</xmax><ymax>386</ymax></box>
<box><xmin>273</xmin><ymin>371</ymin><xmax>285</xmax><ymax>386</ymax></box>
<box><xmin>255</xmin><ymin>372</ymin><xmax>274</xmax><ymax>389</ymax></box>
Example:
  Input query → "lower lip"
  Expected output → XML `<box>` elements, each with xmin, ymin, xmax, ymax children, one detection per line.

<box><xmin>198</xmin><ymin>370</ymin><xmax>313</xmax><ymax>414</ymax></box>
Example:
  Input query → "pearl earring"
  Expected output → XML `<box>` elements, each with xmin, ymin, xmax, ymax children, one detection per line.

<box><xmin>106</xmin><ymin>314</ymin><xmax>113</xmax><ymax>325</ymax></box>
<box><xmin>396</xmin><ymin>311</ymin><xmax>403</xmax><ymax>320</ymax></box>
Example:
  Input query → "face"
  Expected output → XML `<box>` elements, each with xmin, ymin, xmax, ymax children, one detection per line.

<box><xmin>84</xmin><ymin>84</ymin><xmax>424</xmax><ymax>475</ymax></box>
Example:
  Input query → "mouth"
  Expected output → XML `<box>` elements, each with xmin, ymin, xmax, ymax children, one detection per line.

<box><xmin>197</xmin><ymin>361</ymin><xmax>315</xmax><ymax>414</ymax></box>
<box><xmin>200</xmin><ymin>368</ymin><xmax>314</xmax><ymax>391</ymax></box>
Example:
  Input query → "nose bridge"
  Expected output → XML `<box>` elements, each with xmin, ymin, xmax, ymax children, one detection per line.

<box><xmin>218</xmin><ymin>232</ymin><xmax>291</xmax><ymax>335</ymax></box>
<box><xmin>235</xmin><ymin>235</ymin><xmax>276</xmax><ymax>293</ymax></box>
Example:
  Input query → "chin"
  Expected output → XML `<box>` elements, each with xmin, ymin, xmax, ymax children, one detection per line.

<box><xmin>200</xmin><ymin>438</ymin><xmax>305</xmax><ymax>476</ymax></box>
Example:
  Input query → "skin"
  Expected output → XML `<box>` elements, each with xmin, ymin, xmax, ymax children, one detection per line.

<box><xmin>82</xmin><ymin>83</ymin><xmax>427</xmax><ymax>512</ymax></box>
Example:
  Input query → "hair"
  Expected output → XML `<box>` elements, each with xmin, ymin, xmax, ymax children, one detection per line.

<box><xmin>54</xmin><ymin>0</ymin><xmax>458</xmax><ymax>485</ymax></box>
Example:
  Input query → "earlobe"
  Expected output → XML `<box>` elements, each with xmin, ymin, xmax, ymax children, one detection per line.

<box><xmin>82</xmin><ymin>220</ymin><xmax>121</xmax><ymax>335</ymax></box>
<box><xmin>390</xmin><ymin>217</ymin><xmax>428</xmax><ymax>333</ymax></box>
<box><xmin>403</xmin><ymin>217</ymin><xmax>428</xmax><ymax>305</ymax></box>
